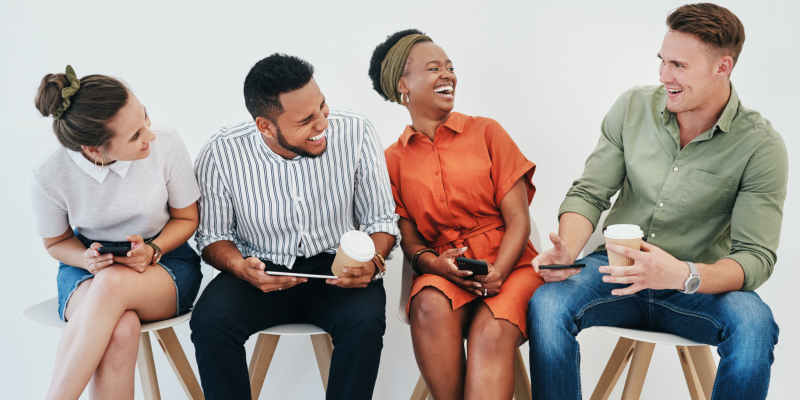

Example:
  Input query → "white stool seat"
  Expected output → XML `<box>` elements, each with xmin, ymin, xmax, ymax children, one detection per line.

<box><xmin>595</xmin><ymin>326</ymin><xmax>705</xmax><ymax>346</ymax></box>
<box><xmin>259</xmin><ymin>323</ymin><xmax>327</xmax><ymax>336</ymax></box>
<box><xmin>22</xmin><ymin>297</ymin><xmax>192</xmax><ymax>333</ymax></box>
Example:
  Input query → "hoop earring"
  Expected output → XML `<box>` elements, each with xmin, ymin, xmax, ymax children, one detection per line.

<box><xmin>94</xmin><ymin>155</ymin><xmax>105</xmax><ymax>173</ymax></box>
<box><xmin>404</xmin><ymin>93</ymin><xmax>410</xmax><ymax>104</ymax></box>
<box><xmin>400</xmin><ymin>92</ymin><xmax>405</xmax><ymax>105</ymax></box>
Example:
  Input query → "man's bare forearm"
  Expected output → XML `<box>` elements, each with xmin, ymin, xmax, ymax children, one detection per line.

<box><xmin>693</xmin><ymin>258</ymin><xmax>745</xmax><ymax>294</ymax></box>
<box><xmin>201</xmin><ymin>240</ymin><xmax>246</xmax><ymax>278</ymax></box>
<box><xmin>371</xmin><ymin>232</ymin><xmax>396</xmax><ymax>262</ymax></box>
<box><xmin>558</xmin><ymin>212</ymin><xmax>596</xmax><ymax>261</ymax></box>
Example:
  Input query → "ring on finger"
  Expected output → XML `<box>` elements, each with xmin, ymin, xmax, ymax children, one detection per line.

<box><xmin>484</xmin><ymin>288</ymin><xmax>487</xmax><ymax>297</ymax></box>
<box><xmin>279</xmin><ymin>287</ymin><xmax>282</xmax><ymax>291</ymax></box>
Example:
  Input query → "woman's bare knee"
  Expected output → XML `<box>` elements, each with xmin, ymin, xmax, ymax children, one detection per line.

<box><xmin>469</xmin><ymin>312</ymin><xmax>522</xmax><ymax>350</ymax></box>
<box><xmin>91</xmin><ymin>265</ymin><xmax>135</xmax><ymax>295</ymax></box>
<box><xmin>410</xmin><ymin>288</ymin><xmax>454</xmax><ymax>326</ymax></box>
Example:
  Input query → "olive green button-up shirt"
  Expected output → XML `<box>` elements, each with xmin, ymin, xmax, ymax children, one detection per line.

<box><xmin>560</xmin><ymin>84</ymin><xmax>788</xmax><ymax>291</ymax></box>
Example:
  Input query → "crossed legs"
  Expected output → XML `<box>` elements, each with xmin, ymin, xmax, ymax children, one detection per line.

<box><xmin>47</xmin><ymin>265</ymin><xmax>177</xmax><ymax>400</ymax></box>
<box><xmin>410</xmin><ymin>287</ymin><xmax>524</xmax><ymax>400</ymax></box>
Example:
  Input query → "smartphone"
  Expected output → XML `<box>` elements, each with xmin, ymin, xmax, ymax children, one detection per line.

<box><xmin>97</xmin><ymin>246</ymin><xmax>130</xmax><ymax>257</ymax></box>
<box><xmin>455</xmin><ymin>257</ymin><xmax>489</xmax><ymax>276</ymax></box>
<box><xmin>266</xmin><ymin>271</ymin><xmax>338</xmax><ymax>279</ymax></box>
<box><xmin>539</xmin><ymin>264</ymin><xmax>586</xmax><ymax>270</ymax></box>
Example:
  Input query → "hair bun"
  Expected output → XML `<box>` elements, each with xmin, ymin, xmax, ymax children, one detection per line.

<box><xmin>35</xmin><ymin>73</ymin><xmax>70</xmax><ymax>117</ymax></box>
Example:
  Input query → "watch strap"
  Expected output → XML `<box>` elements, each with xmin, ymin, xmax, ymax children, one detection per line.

<box><xmin>146</xmin><ymin>242</ymin><xmax>162</xmax><ymax>266</ymax></box>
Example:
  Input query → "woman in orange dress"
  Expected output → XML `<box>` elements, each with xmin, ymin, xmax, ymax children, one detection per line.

<box><xmin>369</xmin><ymin>30</ymin><xmax>545</xmax><ymax>399</ymax></box>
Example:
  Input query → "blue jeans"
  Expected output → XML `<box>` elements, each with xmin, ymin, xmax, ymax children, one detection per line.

<box><xmin>527</xmin><ymin>252</ymin><xmax>778</xmax><ymax>400</ymax></box>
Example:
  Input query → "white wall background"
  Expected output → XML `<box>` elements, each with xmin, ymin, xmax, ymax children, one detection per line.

<box><xmin>1</xmin><ymin>0</ymin><xmax>797</xmax><ymax>398</ymax></box>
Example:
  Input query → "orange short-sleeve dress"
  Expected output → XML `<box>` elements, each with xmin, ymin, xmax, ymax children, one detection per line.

<box><xmin>384</xmin><ymin>112</ymin><xmax>545</xmax><ymax>338</ymax></box>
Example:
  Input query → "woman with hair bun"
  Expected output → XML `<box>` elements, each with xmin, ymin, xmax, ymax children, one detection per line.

<box><xmin>29</xmin><ymin>66</ymin><xmax>202</xmax><ymax>400</ymax></box>
<box><xmin>371</xmin><ymin>31</ymin><xmax>545</xmax><ymax>399</ymax></box>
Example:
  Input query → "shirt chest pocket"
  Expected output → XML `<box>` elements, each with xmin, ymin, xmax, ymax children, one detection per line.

<box><xmin>677</xmin><ymin>169</ymin><xmax>735</xmax><ymax>219</ymax></box>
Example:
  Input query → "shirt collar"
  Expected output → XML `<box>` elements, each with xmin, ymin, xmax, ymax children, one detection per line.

<box><xmin>400</xmin><ymin>112</ymin><xmax>467</xmax><ymax>147</ymax></box>
<box><xmin>660</xmin><ymin>82</ymin><xmax>740</xmax><ymax>135</ymax></box>
<box><xmin>68</xmin><ymin>150</ymin><xmax>132</xmax><ymax>183</ymax></box>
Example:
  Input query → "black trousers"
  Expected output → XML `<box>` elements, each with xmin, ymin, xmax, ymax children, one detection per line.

<box><xmin>190</xmin><ymin>253</ymin><xmax>386</xmax><ymax>400</ymax></box>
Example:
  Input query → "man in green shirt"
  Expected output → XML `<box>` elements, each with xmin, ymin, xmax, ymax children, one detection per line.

<box><xmin>527</xmin><ymin>4</ymin><xmax>787</xmax><ymax>399</ymax></box>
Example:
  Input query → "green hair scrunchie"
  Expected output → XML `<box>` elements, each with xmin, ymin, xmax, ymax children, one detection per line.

<box><xmin>53</xmin><ymin>65</ymin><xmax>81</xmax><ymax>120</ymax></box>
<box><xmin>379</xmin><ymin>34</ymin><xmax>433</xmax><ymax>105</ymax></box>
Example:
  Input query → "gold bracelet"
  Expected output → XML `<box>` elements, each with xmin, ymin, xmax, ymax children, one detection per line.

<box><xmin>411</xmin><ymin>248</ymin><xmax>439</xmax><ymax>275</ymax></box>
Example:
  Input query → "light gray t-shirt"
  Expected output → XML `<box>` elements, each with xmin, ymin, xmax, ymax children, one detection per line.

<box><xmin>28</xmin><ymin>123</ymin><xmax>200</xmax><ymax>241</ymax></box>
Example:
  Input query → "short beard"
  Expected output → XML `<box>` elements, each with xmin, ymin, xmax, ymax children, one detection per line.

<box><xmin>274</xmin><ymin>124</ymin><xmax>326</xmax><ymax>159</ymax></box>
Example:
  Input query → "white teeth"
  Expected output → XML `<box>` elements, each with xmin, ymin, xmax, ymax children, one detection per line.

<box><xmin>668</xmin><ymin>89</ymin><xmax>683</xmax><ymax>94</ymax></box>
<box><xmin>308</xmin><ymin>132</ymin><xmax>326</xmax><ymax>141</ymax></box>
<box><xmin>435</xmin><ymin>86</ymin><xmax>453</xmax><ymax>93</ymax></box>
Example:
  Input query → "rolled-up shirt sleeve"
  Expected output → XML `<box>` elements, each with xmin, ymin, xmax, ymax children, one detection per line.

<box><xmin>354</xmin><ymin>119</ymin><xmax>401</xmax><ymax>257</ymax></box>
<box><xmin>194</xmin><ymin>142</ymin><xmax>239</xmax><ymax>254</ymax></box>
<box><xmin>722</xmin><ymin>137</ymin><xmax>788</xmax><ymax>291</ymax></box>
<box><xmin>558</xmin><ymin>90</ymin><xmax>629</xmax><ymax>230</ymax></box>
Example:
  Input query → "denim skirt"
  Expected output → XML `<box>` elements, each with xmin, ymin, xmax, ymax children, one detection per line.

<box><xmin>56</xmin><ymin>230</ymin><xmax>203</xmax><ymax>321</ymax></box>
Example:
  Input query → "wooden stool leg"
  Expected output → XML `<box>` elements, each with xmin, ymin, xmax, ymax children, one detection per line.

<box><xmin>249</xmin><ymin>333</ymin><xmax>280</xmax><ymax>400</ymax></box>
<box><xmin>590</xmin><ymin>337</ymin><xmax>637</xmax><ymax>400</ymax></box>
<box><xmin>153</xmin><ymin>327</ymin><xmax>205</xmax><ymax>400</ymax></box>
<box><xmin>620</xmin><ymin>341</ymin><xmax>655</xmax><ymax>400</ymax></box>
<box><xmin>311</xmin><ymin>334</ymin><xmax>334</xmax><ymax>391</ymax></box>
<box><xmin>677</xmin><ymin>345</ymin><xmax>716</xmax><ymax>400</ymax></box>
<box><xmin>137</xmin><ymin>332</ymin><xmax>161</xmax><ymax>400</ymax></box>
<box><xmin>513</xmin><ymin>347</ymin><xmax>532</xmax><ymax>400</ymax></box>
<box><xmin>688</xmin><ymin>345</ymin><xmax>717</xmax><ymax>399</ymax></box>
<box><xmin>410</xmin><ymin>374</ymin><xmax>430</xmax><ymax>400</ymax></box>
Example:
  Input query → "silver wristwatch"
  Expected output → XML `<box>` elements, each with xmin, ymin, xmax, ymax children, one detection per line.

<box><xmin>682</xmin><ymin>261</ymin><xmax>700</xmax><ymax>294</ymax></box>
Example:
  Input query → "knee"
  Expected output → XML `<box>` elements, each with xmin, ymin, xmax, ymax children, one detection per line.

<box><xmin>410</xmin><ymin>288</ymin><xmax>452</xmax><ymax>328</ymax></box>
<box><xmin>528</xmin><ymin>285</ymin><xmax>569</xmax><ymax>327</ymax></box>
<box><xmin>91</xmin><ymin>266</ymin><xmax>132</xmax><ymax>294</ymax></box>
<box><xmin>107</xmin><ymin>311</ymin><xmax>141</xmax><ymax>355</ymax></box>
<box><xmin>470</xmin><ymin>318</ymin><xmax>518</xmax><ymax>350</ymax></box>
<box><xmin>725</xmin><ymin>297</ymin><xmax>779</xmax><ymax>349</ymax></box>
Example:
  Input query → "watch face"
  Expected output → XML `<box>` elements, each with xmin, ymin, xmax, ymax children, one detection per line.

<box><xmin>687</xmin><ymin>276</ymin><xmax>700</xmax><ymax>293</ymax></box>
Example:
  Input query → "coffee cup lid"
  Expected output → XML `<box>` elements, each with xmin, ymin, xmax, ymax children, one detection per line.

<box><xmin>603</xmin><ymin>224</ymin><xmax>644</xmax><ymax>240</ymax></box>
<box><xmin>339</xmin><ymin>231</ymin><xmax>375</xmax><ymax>262</ymax></box>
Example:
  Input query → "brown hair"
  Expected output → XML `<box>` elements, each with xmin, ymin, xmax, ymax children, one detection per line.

<box><xmin>34</xmin><ymin>71</ymin><xmax>129</xmax><ymax>152</ymax></box>
<box><xmin>667</xmin><ymin>3</ymin><xmax>745</xmax><ymax>65</ymax></box>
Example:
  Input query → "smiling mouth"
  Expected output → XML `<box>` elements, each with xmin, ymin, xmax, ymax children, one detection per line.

<box><xmin>434</xmin><ymin>85</ymin><xmax>454</xmax><ymax>99</ymax></box>
<box><xmin>667</xmin><ymin>88</ymin><xmax>683</xmax><ymax>94</ymax></box>
<box><xmin>140</xmin><ymin>143</ymin><xmax>149</xmax><ymax>151</ymax></box>
<box><xmin>308</xmin><ymin>132</ymin><xmax>326</xmax><ymax>142</ymax></box>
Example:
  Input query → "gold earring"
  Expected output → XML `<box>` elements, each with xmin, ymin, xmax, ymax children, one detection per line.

<box><xmin>94</xmin><ymin>155</ymin><xmax>105</xmax><ymax>173</ymax></box>
<box><xmin>406</xmin><ymin>93</ymin><xmax>410</xmax><ymax>103</ymax></box>
<box><xmin>400</xmin><ymin>92</ymin><xmax>405</xmax><ymax>105</ymax></box>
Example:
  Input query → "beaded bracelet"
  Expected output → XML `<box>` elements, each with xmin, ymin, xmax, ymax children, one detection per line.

<box><xmin>410</xmin><ymin>248</ymin><xmax>440</xmax><ymax>276</ymax></box>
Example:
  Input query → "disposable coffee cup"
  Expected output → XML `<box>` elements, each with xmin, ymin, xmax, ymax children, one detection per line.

<box><xmin>331</xmin><ymin>231</ymin><xmax>375</xmax><ymax>278</ymax></box>
<box><xmin>603</xmin><ymin>224</ymin><xmax>644</xmax><ymax>272</ymax></box>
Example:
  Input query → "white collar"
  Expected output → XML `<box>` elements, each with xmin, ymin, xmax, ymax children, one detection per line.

<box><xmin>68</xmin><ymin>150</ymin><xmax>133</xmax><ymax>183</ymax></box>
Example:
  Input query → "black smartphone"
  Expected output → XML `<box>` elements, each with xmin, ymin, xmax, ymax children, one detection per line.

<box><xmin>455</xmin><ymin>257</ymin><xmax>489</xmax><ymax>276</ymax></box>
<box><xmin>539</xmin><ymin>264</ymin><xmax>586</xmax><ymax>270</ymax></box>
<box><xmin>98</xmin><ymin>246</ymin><xmax>130</xmax><ymax>257</ymax></box>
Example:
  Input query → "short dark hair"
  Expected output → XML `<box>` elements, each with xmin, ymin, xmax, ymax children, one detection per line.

<box><xmin>368</xmin><ymin>29</ymin><xmax>428</xmax><ymax>102</ymax></box>
<box><xmin>35</xmin><ymin>72</ymin><xmax>129</xmax><ymax>151</ymax></box>
<box><xmin>667</xmin><ymin>3</ymin><xmax>745</xmax><ymax>65</ymax></box>
<box><xmin>244</xmin><ymin>54</ymin><xmax>315</xmax><ymax>122</ymax></box>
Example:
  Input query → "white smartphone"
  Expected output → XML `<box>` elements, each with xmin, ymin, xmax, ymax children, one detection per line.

<box><xmin>266</xmin><ymin>271</ymin><xmax>338</xmax><ymax>279</ymax></box>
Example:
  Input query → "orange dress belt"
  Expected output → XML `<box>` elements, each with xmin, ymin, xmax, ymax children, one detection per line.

<box><xmin>428</xmin><ymin>219</ymin><xmax>505</xmax><ymax>248</ymax></box>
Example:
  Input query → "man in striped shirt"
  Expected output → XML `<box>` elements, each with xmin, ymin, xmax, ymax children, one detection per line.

<box><xmin>190</xmin><ymin>54</ymin><xmax>400</xmax><ymax>400</ymax></box>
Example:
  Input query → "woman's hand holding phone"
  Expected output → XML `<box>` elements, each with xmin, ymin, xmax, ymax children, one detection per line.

<box><xmin>84</xmin><ymin>242</ymin><xmax>114</xmax><ymax>274</ymax></box>
<box><xmin>112</xmin><ymin>235</ymin><xmax>155</xmax><ymax>273</ymax></box>
<box><xmin>473</xmin><ymin>261</ymin><xmax>503</xmax><ymax>297</ymax></box>
<box><xmin>429</xmin><ymin>247</ymin><xmax>483</xmax><ymax>296</ymax></box>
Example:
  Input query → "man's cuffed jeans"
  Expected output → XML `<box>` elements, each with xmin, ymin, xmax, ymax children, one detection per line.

<box><xmin>527</xmin><ymin>252</ymin><xmax>778</xmax><ymax>400</ymax></box>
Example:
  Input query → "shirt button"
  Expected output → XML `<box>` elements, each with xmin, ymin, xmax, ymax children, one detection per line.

<box><xmin>673</xmin><ymin>167</ymin><xmax>679</xmax><ymax>172</ymax></box>
<box><xmin>659</xmin><ymin>203</ymin><xmax>664</xmax><ymax>207</ymax></box>
<box><xmin>650</xmin><ymin>233</ymin><xmax>656</xmax><ymax>238</ymax></box>
<box><xmin>435</xmin><ymin>171</ymin><xmax>440</xmax><ymax>175</ymax></box>
<box><xmin>295</xmin><ymin>196</ymin><xmax>302</xmax><ymax>202</ymax></box>
<box><xmin>439</xmin><ymin>196</ymin><xmax>445</xmax><ymax>202</ymax></box>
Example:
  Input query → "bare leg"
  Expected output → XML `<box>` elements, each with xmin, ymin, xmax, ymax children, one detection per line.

<box><xmin>88</xmin><ymin>310</ymin><xmax>141</xmax><ymax>399</ymax></box>
<box><xmin>409</xmin><ymin>287</ymin><xmax>473</xmax><ymax>400</ymax></box>
<box><xmin>46</xmin><ymin>265</ymin><xmax>177</xmax><ymax>400</ymax></box>
<box><xmin>464</xmin><ymin>301</ymin><xmax>524</xmax><ymax>400</ymax></box>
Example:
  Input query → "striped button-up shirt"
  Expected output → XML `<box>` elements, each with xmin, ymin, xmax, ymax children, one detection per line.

<box><xmin>194</xmin><ymin>110</ymin><xmax>400</xmax><ymax>269</ymax></box>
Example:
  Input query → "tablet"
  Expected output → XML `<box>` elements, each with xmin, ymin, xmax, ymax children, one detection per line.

<box><xmin>266</xmin><ymin>271</ymin><xmax>338</xmax><ymax>279</ymax></box>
